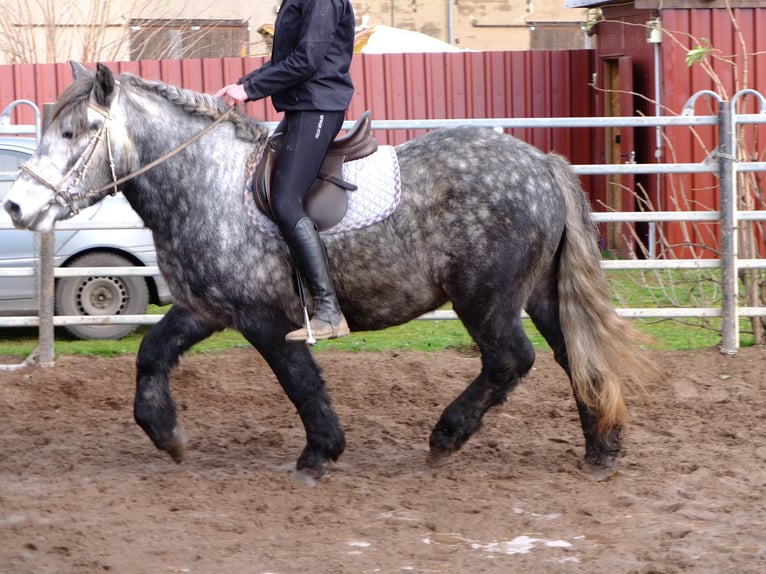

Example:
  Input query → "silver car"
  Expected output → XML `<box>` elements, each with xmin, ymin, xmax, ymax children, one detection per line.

<box><xmin>0</xmin><ymin>136</ymin><xmax>172</xmax><ymax>339</ymax></box>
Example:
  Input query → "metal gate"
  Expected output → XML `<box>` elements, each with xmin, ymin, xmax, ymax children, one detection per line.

<box><xmin>1</xmin><ymin>90</ymin><xmax>765</xmax><ymax>368</ymax></box>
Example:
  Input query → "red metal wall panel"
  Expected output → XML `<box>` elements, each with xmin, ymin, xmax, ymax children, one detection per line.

<box><xmin>424</xmin><ymin>53</ymin><xmax>448</xmax><ymax>120</ymax></box>
<box><xmin>593</xmin><ymin>6</ymin><xmax>766</xmax><ymax>257</ymax></box>
<box><xmin>446</xmin><ymin>55</ymin><xmax>468</xmax><ymax>123</ymax></box>
<box><xmin>1</xmin><ymin>29</ymin><xmax>759</xmax><ymax>258</ymax></box>
<box><xmin>591</xmin><ymin>6</ymin><xmax>661</xmax><ymax>248</ymax></box>
<box><xmin>508</xmin><ymin>52</ymin><xmax>530</xmax><ymax>143</ymax></box>
<box><xmin>0</xmin><ymin>51</ymin><xmax>597</xmax><ymax>195</ymax></box>
<box><xmin>660</xmin><ymin>8</ymin><xmax>766</xmax><ymax>257</ymax></box>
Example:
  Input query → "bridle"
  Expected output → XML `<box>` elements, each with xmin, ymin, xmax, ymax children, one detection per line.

<box><xmin>20</xmin><ymin>102</ymin><xmax>117</xmax><ymax>215</ymax></box>
<box><xmin>20</xmin><ymin>101</ymin><xmax>234</xmax><ymax>216</ymax></box>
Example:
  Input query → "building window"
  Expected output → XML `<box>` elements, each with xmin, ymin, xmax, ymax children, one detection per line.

<box><xmin>529</xmin><ymin>23</ymin><xmax>588</xmax><ymax>51</ymax></box>
<box><xmin>129</xmin><ymin>19</ymin><xmax>248</xmax><ymax>60</ymax></box>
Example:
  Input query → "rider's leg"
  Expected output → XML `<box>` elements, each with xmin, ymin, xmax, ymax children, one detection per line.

<box><xmin>270</xmin><ymin>110</ymin><xmax>350</xmax><ymax>342</ymax></box>
<box><xmin>283</xmin><ymin>216</ymin><xmax>349</xmax><ymax>341</ymax></box>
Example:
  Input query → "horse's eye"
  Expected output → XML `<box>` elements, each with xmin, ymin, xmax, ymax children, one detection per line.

<box><xmin>62</xmin><ymin>130</ymin><xmax>74</xmax><ymax>140</ymax></box>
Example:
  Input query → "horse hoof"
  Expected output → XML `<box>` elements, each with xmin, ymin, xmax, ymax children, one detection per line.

<box><xmin>292</xmin><ymin>469</ymin><xmax>321</xmax><ymax>487</ymax></box>
<box><xmin>296</xmin><ymin>446</ymin><xmax>332</xmax><ymax>482</ymax></box>
<box><xmin>293</xmin><ymin>459</ymin><xmax>327</xmax><ymax>485</ymax></box>
<box><xmin>164</xmin><ymin>424</ymin><xmax>187</xmax><ymax>463</ymax></box>
<box><xmin>426</xmin><ymin>450</ymin><xmax>454</xmax><ymax>468</ymax></box>
<box><xmin>581</xmin><ymin>458</ymin><xmax>618</xmax><ymax>481</ymax></box>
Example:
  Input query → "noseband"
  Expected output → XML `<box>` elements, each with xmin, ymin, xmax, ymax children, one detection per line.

<box><xmin>19</xmin><ymin>102</ymin><xmax>234</xmax><ymax>217</ymax></box>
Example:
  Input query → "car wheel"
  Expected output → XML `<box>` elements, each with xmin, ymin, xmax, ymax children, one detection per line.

<box><xmin>55</xmin><ymin>251</ymin><xmax>150</xmax><ymax>340</ymax></box>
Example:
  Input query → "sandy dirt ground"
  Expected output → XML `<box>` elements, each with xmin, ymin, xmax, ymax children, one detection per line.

<box><xmin>1</xmin><ymin>345</ymin><xmax>765</xmax><ymax>574</ymax></box>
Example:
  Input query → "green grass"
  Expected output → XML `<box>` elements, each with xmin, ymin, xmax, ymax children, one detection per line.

<box><xmin>0</xmin><ymin>267</ymin><xmax>757</xmax><ymax>359</ymax></box>
<box><xmin>0</xmin><ymin>312</ymin><xmax>736</xmax><ymax>360</ymax></box>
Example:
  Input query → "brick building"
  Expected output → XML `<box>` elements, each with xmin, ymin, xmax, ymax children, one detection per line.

<box><xmin>0</xmin><ymin>0</ymin><xmax>588</xmax><ymax>64</ymax></box>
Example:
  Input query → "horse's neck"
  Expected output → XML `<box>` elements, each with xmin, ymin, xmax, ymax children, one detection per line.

<box><xmin>122</xmin><ymin>115</ymin><xmax>256</xmax><ymax>235</ymax></box>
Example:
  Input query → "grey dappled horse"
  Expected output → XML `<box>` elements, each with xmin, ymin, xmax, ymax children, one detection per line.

<box><xmin>4</xmin><ymin>63</ymin><xmax>656</xmax><ymax>481</ymax></box>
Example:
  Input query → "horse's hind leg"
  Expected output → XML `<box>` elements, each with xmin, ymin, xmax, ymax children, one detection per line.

<box><xmin>134</xmin><ymin>305</ymin><xmax>219</xmax><ymax>463</ymax></box>
<box><xmin>428</xmin><ymin>309</ymin><xmax>535</xmax><ymax>465</ymax></box>
<box><xmin>525</xmin><ymin>274</ymin><xmax>620</xmax><ymax>480</ymax></box>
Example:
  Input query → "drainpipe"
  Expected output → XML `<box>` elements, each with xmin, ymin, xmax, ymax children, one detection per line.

<box><xmin>647</xmin><ymin>17</ymin><xmax>662</xmax><ymax>259</ymax></box>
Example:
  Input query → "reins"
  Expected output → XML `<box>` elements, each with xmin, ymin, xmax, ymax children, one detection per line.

<box><xmin>20</xmin><ymin>101</ymin><xmax>235</xmax><ymax>216</ymax></box>
<box><xmin>88</xmin><ymin>105</ymin><xmax>235</xmax><ymax>195</ymax></box>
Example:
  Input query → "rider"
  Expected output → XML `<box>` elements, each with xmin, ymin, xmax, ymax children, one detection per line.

<box><xmin>216</xmin><ymin>0</ymin><xmax>355</xmax><ymax>342</ymax></box>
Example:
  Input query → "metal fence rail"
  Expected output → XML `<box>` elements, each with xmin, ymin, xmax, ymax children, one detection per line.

<box><xmin>1</xmin><ymin>90</ymin><xmax>765</xmax><ymax>368</ymax></box>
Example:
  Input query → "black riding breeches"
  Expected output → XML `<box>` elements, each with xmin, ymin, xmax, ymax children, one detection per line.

<box><xmin>269</xmin><ymin>110</ymin><xmax>346</xmax><ymax>235</ymax></box>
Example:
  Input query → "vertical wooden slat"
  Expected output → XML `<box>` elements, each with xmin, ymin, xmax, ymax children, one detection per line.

<box><xmin>137</xmin><ymin>60</ymin><xmax>162</xmax><ymax>81</ymax></box>
<box><xmin>180</xmin><ymin>59</ymin><xmax>204</xmax><ymax>93</ymax></box>
<box><xmin>347</xmin><ymin>56</ymin><xmax>366</xmax><ymax>122</ymax></box>
<box><xmin>425</xmin><ymin>52</ymin><xmax>448</xmax><ymax>121</ymax></box>
<box><xmin>551</xmin><ymin>51</ymin><xmax>571</xmax><ymax>159</ymax></box>
<box><xmin>34</xmin><ymin>64</ymin><xmax>54</xmax><ymax>118</ymax></box>
<box><xmin>404</xmin><ymin>53</ymin><xmax>428</xmax><ymax>139</ymax></box>
<box><xmin>518</xmin><ymin>51</ymin><xmax>533</xmax><ymax>141</ymax></box>
<box><xmin>487</xmin><ymin>52</ymin><xmax>507</xmax><ymax>119</ymax></box>
<box><xmin>382</xmin><ymin>54</ymin><xmax>409</xmax><ymax>144</ymax></box>
<box><xmin>466</xmin><ymin>51</ymin><xmax>486</xmax><ymax>120</ymax></box>
<box><xmin>52</xmin><ymin>62</ymin><xmax>72</xmax><ymax>107</ymax></box>
<box><xmin>115</xmin><ymin>60</ymin><xmax>141</xmax><ymax>76</ymax></box>
<box><xmin>569</xmin><ymin>50</ymin><xmax>596</xmax><ymax>195</ymax></box>
<box><xmin>13</xmin><ymin>64</ymin><xmax>37</xmax><ymax>126</ymax></box>
<box><xmin>160</xmin><ymin>59</ymin><xmax>184</xmax><ymax>87</ymax></box>
<box><xmin>686</xmin><ymin>9</ymin><xmax>721</xmax><ymax>256</ymax></box>
<box><xmin>358</xmin><ymin>55</ymin><xmax>390</xmax><ymax>144</ymax></box>
<box><xmin>530</xmin><ymin>51</ymin><xmax>549</xmax><ymax>152</ymax></box>
<box><xmin>0</xmin><ymin>65</ymin><xmax>15</xmax><ymax>110</ymax></box>
<box><xmin>446</xmin><ymin>53</ymin><xmax>467</xmax><ymax>120</ymax></box>
<box><xmin>200</xmin><ymin>58</ymin><xmax>224</xmax><ymax>95</ymax></box>
<box><xmin>661</xmin><ymin>10</ymin><xmax>693</xmax><ymax>254</ymax></box>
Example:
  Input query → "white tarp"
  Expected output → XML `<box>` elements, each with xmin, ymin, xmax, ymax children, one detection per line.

<box><xmin>355</xmin><ymin>25</ymin><xmax>463</xmax><ymax>54</ymax></box>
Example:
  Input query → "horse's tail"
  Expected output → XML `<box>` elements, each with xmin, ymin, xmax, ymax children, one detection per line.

<box><xmin>547</xmin><ymin>153</ymin><xmax>657</xmax><ymax>433</ymax></box>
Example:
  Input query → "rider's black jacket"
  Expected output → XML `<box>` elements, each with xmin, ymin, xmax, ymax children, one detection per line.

<box><xmin>237</xmin><ymin>0</ymin><xmax>355</xmax><ymax>112</ymax></box>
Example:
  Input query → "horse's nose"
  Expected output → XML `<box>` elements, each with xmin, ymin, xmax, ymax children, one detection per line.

<box><xmin>3</xmin><ymin>199</ymin><xmax>21</xmax><ymax>222</ymax></box>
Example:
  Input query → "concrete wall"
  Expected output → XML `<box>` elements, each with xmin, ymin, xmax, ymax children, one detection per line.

<box><xmin>353</xmin><ymin>0</ymin><xmax>587</xmax><ymax>51</ymax></box>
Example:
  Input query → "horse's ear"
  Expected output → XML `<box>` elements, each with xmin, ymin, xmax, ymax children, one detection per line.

<box><xmin>92</xmin><ymin>63</ymin><xmax>116</xmax><ymax>108</ymax></box>
<box><xmin>70</xmin><ymin>61</ymin><xmax>91</xmax><ymax>80</ymax></box>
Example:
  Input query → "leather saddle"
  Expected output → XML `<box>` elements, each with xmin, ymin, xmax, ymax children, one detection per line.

<box><xmin>252</xmin><ymin>111</ymin><xmax>378</xmax><ymax>231</ymax></box>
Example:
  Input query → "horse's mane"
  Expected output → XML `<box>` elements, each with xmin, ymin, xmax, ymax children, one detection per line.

<box><xmin>51</xmin><ymin>71</ymin><xmax>269</xmax><ymax>144</ymax></box>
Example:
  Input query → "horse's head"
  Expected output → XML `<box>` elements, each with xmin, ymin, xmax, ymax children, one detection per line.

<box><xmin>3</xmin><ymin>62</ymin><xmax>130</xmax><ymax>232</ymax></box>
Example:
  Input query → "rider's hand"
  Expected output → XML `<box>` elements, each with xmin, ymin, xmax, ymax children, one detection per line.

<box><xmin>215</xmin><ymin>84</ymin><xmax>248</xmax><ymax>106</ymax></box>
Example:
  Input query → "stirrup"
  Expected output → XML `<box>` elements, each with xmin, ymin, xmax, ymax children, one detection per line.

<box><xmin>285</xmin><ymin>315</ymin><xmax>350</xmax><ymax>344</ymax></box>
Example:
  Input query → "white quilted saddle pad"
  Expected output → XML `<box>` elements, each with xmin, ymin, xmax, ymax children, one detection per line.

<box><xmin>244</xmin><ymin>145</ymin><xmax>401</xmax><ymax>238</ymax></box>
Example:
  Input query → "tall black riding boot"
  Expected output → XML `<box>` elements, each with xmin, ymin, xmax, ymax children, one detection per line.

<box><xmin>284</xmin><ymin>217</ymin><xmax>350</xmax><ymax>342</ymax></box>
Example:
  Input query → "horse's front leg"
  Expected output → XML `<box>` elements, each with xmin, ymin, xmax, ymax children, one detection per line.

<box><xmin>244</xmin><ymin>329</ymin><xmax>345</xmax><ymax>482</ymax></box>
<box><xmin>134</xmin><ymin>304</ymin><xmax>219</xmax><ymax>462</ymax></box>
